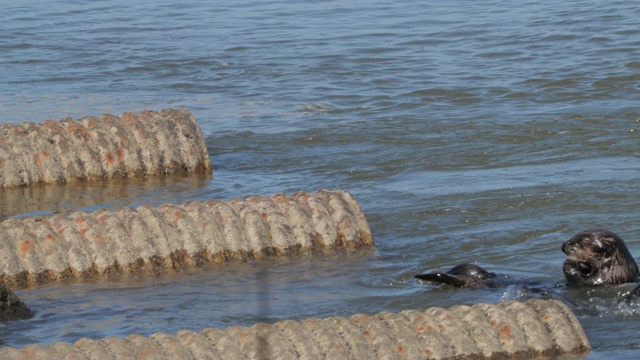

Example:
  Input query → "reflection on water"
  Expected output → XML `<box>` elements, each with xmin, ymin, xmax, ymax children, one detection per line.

<box><xmin>0</xmin><ymin>172</ymin><xmax>212</xmax><ymax>218</ymax></box>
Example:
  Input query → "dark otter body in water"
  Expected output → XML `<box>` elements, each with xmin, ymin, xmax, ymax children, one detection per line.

<box><xmin>415</xmin><ymin>263</ymin><xmax>499</xmax><ymax>288</ymax></box>
<box><xmin>561</xmin><ymin>229</ymin><xmax>639</xmax><ymax>286</ymax></box>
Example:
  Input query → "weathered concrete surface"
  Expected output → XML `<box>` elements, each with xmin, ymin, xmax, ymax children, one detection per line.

<box><xmin>0</xmin><ymin>284</ymin><xmax>32</xmax><ymax>321</ymax></box>
<box><xmin>0</xmin><ymin>190</ymin><xmax>373</xmax><ymax>286</ymax></box>
<box><xmin>0</xmin><ymin>109</ymin><xmax>211</xmax><ymax>187</ymax></box>
<box><xmin>0</xmin><ymin>299</ymin><xmax>590</xmax><ymax>359</ymax></box>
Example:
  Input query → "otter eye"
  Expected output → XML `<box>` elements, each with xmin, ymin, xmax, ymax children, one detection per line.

<box><xmin>578</xmin><ymin>262</ymin><xmax>592</xmax><ymax>276</ymax></box>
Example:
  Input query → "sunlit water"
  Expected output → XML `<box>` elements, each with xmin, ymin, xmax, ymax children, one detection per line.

<box><xmin>2</xmin><ymin>1</ymin><xmax>640</xmax><ymax>358</ymax></box>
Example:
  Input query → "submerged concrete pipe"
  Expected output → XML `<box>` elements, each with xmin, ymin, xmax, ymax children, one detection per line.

<box><xmin>0</xmin><ymin>109</ymin><xmax>211</xmax><ymax>187</ymax></box>
<box><xmin>0</xmin><ymin>190</ymin><xmax>373</xmax><ymax>286</ymax></box>
<box><xmin>0</xmin><ymin>299</ymin><xmax>590</xmax><ymax>359</ymax></box>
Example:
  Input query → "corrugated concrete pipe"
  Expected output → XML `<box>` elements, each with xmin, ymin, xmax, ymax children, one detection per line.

<box><xmin>0</xmin><ymin>299</ymin><xmax>590</xmax><ymax>359</ymax></box>
<box><xmin>0</xmin><ymin>109</ymin><xmax>212</xmax><ymax>187</ymax></box>
<box><xmin>0</xmin><ymin>190</ymin><xmax>373</xmax><ymax>286</ymax></box>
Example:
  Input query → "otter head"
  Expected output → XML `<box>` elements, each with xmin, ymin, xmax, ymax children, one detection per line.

<box><xmin>561</xmin><ymin>229</ymin><xmax>639</xmax><ymax>286</ymax></box>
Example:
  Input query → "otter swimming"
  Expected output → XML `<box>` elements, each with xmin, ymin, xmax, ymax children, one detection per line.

<box><xmin>416</xmin><ymin>229</ymin><xmax>640</xmax><ymax>289</ymax></box>
<box><xmin>414</xmin><ymin>263</ymin><xmax>499</xmax><ymax>288</ymax></box>
<box><xmin>561</xmin><ymin>229</ymin><xmax>639</xmax><ymax>286</ymax></box>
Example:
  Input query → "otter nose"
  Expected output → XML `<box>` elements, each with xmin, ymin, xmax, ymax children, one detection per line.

<box><xmin>561</xmin><ymin>242</ymin><xmax>568</xmax><ymax>254</ymax></box>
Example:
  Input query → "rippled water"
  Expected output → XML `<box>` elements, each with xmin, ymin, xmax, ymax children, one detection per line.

<box><xmin>2</xmin><ymin>1</ymin><xmax>640</xmax><ymax>358</ymax></box>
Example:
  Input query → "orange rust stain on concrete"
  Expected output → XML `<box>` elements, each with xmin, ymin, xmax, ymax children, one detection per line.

<box><xmin>116</xmin><ymin>146</ymin><xmax>124</xmax><ymax>162</ymax></box>
<box><xmin>122</xmin><ymin>136</ymin><xmax>130</xmax><ymax>146</ymax></box>
<box><xmin>35</xmin><ymin>154</ymin><xmax>41</xmax><ymax>167</ymax></box>
<box><xmin>0</xmin><ymin>159</ymin><xmax>4</xmax><ymax>167</ymax></box>
<box><xmin>74</xmin><ymin>216</ymin><xmax>87</xmax><ymax>225</ymax></box>
<box><xmin>45</xmin><ymin>234</ymin><xmax>56</xmax><ymax>242</ymax></box>
<box><xmin>105</xmin><ymin>153</ymin><xmax>115</xmax><ymax>165</ymax></box>
<box><xmin>173</xmin><ymin>211</ymin><xmax>182</xmax><ymax>221</ymax></box>
<box><xmin>42</xmin><ymin>151</ymin><xmax>50</xmax><ymax>158</ymax></box>
<box><xmin>68</xmin><ymin>125</ymin><xmax>92</xmax><ymax>140</ymax></box>
<box><xmin>20</xmin><ymin>240</ymin><xmax>33</xmax><ymax>255</ymax></box>
<box><xmin>490</xmin><ymin>320</ymin><xmax>498</xmax><ymax>328</ymax></box>
<box><xmin>501</xmin><ymin>324</ymin><xmax>511</xmax><ymax>342</ymax></box>
<box><xmin>138</xmin><ymin>349</ymin><xmax>155</xmax><ymax>357</ymax></box>
<box><xmin>396</xmin><ymin>345</ymin><xmax>404</xmax><ymax>355</ymax></box>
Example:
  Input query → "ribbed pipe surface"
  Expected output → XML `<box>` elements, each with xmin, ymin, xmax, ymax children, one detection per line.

<box><xmin>0</xmin><ymin>299</ymin><xmax>590</xmax><ymax>359</ymax></box>
<box><xmin>0</xmin><ymin>109</ymin><xmax>211</xmax><ymax>187</ymax></box>
<box><xmin>0</xmin><ymin>190</ymin><xmax>373</xmax><ymax>286</ymax></box>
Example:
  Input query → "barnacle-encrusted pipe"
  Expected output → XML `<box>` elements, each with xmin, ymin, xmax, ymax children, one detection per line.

<box><xmin>0</xmin><ymin>109</ymin><xmax>211</xmax><ymax>187</ymax></box>
<box><xmin>0</xmin><ymin>299</ymin><xmax>590</xmax><ymax>359</ymax></box>
<box><xmin>0</xmin><ymin>190</ymin><xmax>373</xmax><ymax>286</ymax></box>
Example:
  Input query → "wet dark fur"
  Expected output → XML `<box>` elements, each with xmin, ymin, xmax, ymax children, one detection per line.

<box><xmin>561</xmin><ymin>229</ymin><xmax>639</xmax><ymax>286</ymax></box>
<box><xmin>415</xmin><ymin>263</ymin><xmax>498</xmax><ymax>288</ymax></box>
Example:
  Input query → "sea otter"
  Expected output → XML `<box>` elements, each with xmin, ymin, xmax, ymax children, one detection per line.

<box><xmin>416</xmin><ymin>229</ymin><xmax>640</xmax><ymax>288</ymax></box>
<box><xmin>561</xmin><ymin>229</ymin><xmax>639</xmax><ymax>286</ymax></box>
<box><xmin>415</xmin><ymin>263</ymin><xmax>499</xmax><ymax>288</ymax></box>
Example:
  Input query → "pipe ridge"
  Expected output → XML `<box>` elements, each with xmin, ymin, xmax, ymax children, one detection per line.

<box><xmin>61</xmin><ymin>117</ymin><xmax>103</xmax><ymax>181</ymax></box>
<box><xmin>350</xmin><ymin>312</ymin><xmax>403</xmax><ymax>360</ymax></box>
<box><xmin>150</xmin><ymin>332</ymin><xmax>195</xmax><ymax>359</ymax></box>
<box><xmin>227</xmin><ymin>198</ymin><xmax>273</xmax><ymax>259</ymax></box>
<box><xmin>158</xmin><ymin>203</ymin><xmax>205</xmax><ymax>267</ymax></box>
<box><xmin>299</xmin><ymin>317</ymin><xmax>351</xmax><ymax>359</ymax></box>
<box><xmin>424</xmin><ymin>306</ymin><xmax>479</xmax><ymax>358</ymax></box>
<box><xmin>21</xmin><ymin>122</ymin><xmax>62</xmax><ymax>184</ymax></box>
<box><xmin>0</xmin><ymin>225</ymin><xmax>26</xmax><ymax>281</ymax></box>
<box><xmin>68</xmin><ymin>211</ymin><xmax>115</xmax><ymax>272</ymax></box>
<box><xmin>175</xmin><ymin>329</ymin><xmax>222</xmax><ymax>360</ymax></box>
<box><xmin>315</xmin><ymin>190</ymin><xmax>362</xmax><ymax>250</ymax></box>
<box><xmin>271</xmin><ymin>193</ymin><xmax>315</xmax><ymax>252</ymax></box>
<box><xmin>397</xmin><ymin>309</ymin><xmax>453</xmax><ymax>359</ymax></box>
<box><xmin>93</xmin><ymin>207</ymin><xmax>142</xmax><ymax>276</ymax></box>
<box><xmin>336</xmin><ymin>190</ymin><xmax>374</xmax><ymax>247</ymax></box>
<box><xmin>201</xmin><ymin>327</ymin><xmax>245</xmax><ymax>360</ymax></box>
<box><xmin>248</xmin><ymin>195</ymin><xmax>296</xmax><ymax>254</ymax></box>
<box><xmin>292</xmin><ymin>192</ymin><xmax>338</xmax><ymax>249</ymax></box>
<box><xmin>448</xmin><ymin>303</ymin><xmax>506</xmax><ymax>358</ymax></box>
<box><xmin>8</xmin><ymin>123</ymin><xmax>40</xmax><ymax>187</ymax></box>
<box><xmin>183</xmin><ymin>201</ymin><xmax>224</xmax><ymax>263</ymax></box>
<box><xmin>159</xmin><ymin>109</ymin><xmax>209</xmax><ymax>173</ymax></box>
<box><xmin>137</xmin><ymin>110</ymin><xmax>183</xmax><ymax>175</ymax></box>
<box><xmin>96</xmin><ymin>114</ymin><xmax>141</xmax><ymax>177</ymax></box>
<box><xmin>40</xmin><ymin>120</ymin><xmax>77</xmax><ymax>183</ymax></box>
<box><xmin>0</xmin><ymin>219</ymin><xmax>43</xmax><ymax>279</ymax></box>
<box><xmin>207</xmin><ymin>201</ymin><xmax>252</xmax><ymax>260</ymax></box>
<box><xmin>126</xmin><ymin>205</ymin><xmax>174</xmax><ymax>270</ymax></box>
<box><xmin>80</xmin><ymin>115</ymin><xmax>125</xmax><ymax>179</ymax></box>
<box><xmin>499</xmin><ymin>300</ymin><xmax>554</xmax><ymax>355</ymax></box>
<box><xmin>28</xmin><ymin>217</ymin><xmax>70</xmax><ymax>280</ymax></box>
<box><xmin>225</xmin><ymin>325</ymin><xmax>265</xmax><ymax>359</ymax></box>
<box><xmin>325</xmin><ymin>315</ymin><xmax>375</xmax><ymax>359</ymax></box>
<box><xmin>525</xmin><ymin>299</ymin><xmax>591</xmax><ymax>354</ymax></box>
<box><xmin>273</xmin><ymin>319</ymin><xmax>322</xmax><ymax>360</ymax></box>
<box><xmin>118</xmin><ymin>112</ymin><xmax>157</xmax><ymax>176</ymax></box>
<box><xmin>253</xmin><ymin>322</ymin><xmax>298</xmax><ymax>360</ymax></box>
<box><xmin>375</xmin><ymin>311</ymin><xmax>426</xmax><ymax>359</ymax></box>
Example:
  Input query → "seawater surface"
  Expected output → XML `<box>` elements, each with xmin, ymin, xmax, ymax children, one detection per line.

<box><xmin>2</xmin><ymin>1</ymin><xmax>640</xmax><ymax>358</ymax></box>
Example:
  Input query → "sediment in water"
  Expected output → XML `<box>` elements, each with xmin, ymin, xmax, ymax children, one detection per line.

<box><xmin>0</xmin><ymin>299</ymin><xmax>590</xmax><ymax>359</ymax></box>
<box><xmin>0</xmin><ymin>109</ymin><xmax>211</xmax><ymax>187</ymax></box>
<box><xmin>0</xmin><ymin>190</ymin><xmax>373</xmax><ymax>287</ymax></box>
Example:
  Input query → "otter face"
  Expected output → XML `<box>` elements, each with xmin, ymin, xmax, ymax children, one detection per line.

<box><xmin>561</xmin><ymin>230</ymin><xmax>639</xmax><ymax>286</ymax></box>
